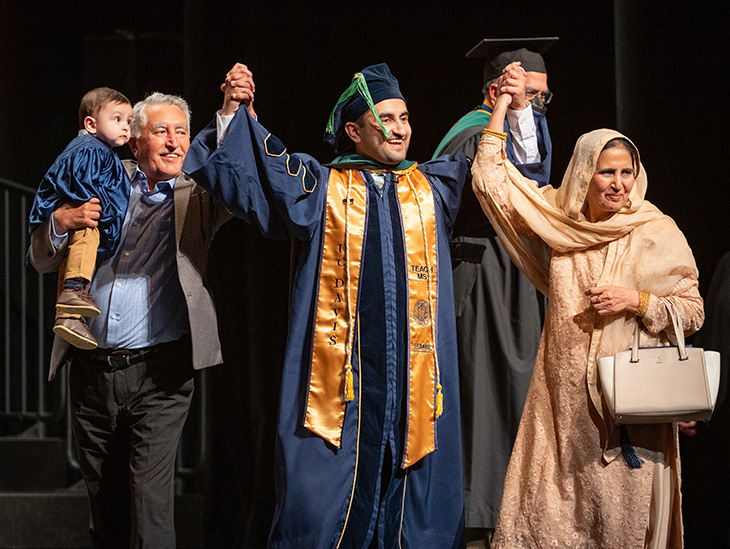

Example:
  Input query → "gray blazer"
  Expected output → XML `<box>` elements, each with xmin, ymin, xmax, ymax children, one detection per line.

<box><xmin>29</xmin><ymin>160</ymin><xmax>232</xmax><ymax>380</ymax></box>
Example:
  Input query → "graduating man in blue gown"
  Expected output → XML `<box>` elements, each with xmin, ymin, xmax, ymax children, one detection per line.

<box><xmin>185</xmin><ymin>62</ymin><xmax>469</xmax><ymax>548</ymax></box>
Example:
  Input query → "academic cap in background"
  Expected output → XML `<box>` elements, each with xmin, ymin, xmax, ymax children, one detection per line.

<box><xmin>324</xmin><ymin>63</ymin><xmax>406</xmax><ymax>154</ymax></box>
<box><xmin>467</xmin><ymin>37</ymin><xmax>558</xmax><ymax>83</ymax></box>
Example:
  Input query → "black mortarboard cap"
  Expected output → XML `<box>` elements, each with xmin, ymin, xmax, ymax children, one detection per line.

<box><xmin>324</xmin><ymin>63</ymin><xmax>406</xmax><ymax>154</ymax></box>
<box><xmin>467</xmin><ymin>37</ymin><xmax>558</xmax><ymax>83</ymax></box>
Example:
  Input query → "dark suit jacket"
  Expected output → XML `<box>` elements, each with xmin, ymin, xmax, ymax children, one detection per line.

<box><xmin>29</xmin><ymin>160</ymin><xmax>232</xmax><ymax>380</ymax></box>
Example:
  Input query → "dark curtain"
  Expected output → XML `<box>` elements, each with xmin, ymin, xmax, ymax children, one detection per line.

<box><xmin>204</xmin><ymin>219</ymin><xmax>290</xmax><ymax>548</ymax></box>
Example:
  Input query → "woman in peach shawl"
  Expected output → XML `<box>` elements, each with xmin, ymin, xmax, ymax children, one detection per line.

<box><xmin>472</xmin><ymin>62</ymin><xmax>703</xmax><ymax>548</ymax></box>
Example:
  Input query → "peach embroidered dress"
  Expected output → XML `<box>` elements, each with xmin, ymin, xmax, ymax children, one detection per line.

<box><xmin>472</xmin><ymin>129</ymin><xmax>703</xmax><ymax>548</ymax></box>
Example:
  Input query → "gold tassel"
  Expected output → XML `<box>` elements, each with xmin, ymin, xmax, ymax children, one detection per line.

<box><xmin>435</xmin><ymin>384</ymin><xmax>443</xmax><ymax>418</ymax></box>
<box><xmin>345</xmin><ymin>369</ymin><xmax>354</xmax><ymax>401</ymax></box>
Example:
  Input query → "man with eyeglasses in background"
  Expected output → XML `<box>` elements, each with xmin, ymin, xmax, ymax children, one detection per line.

<box><xmin>432</xmin><ymin>37</ymin><xmax>557</xmax><ymax>549</ymax></box>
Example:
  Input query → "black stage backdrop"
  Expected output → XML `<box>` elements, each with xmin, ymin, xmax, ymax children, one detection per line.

<box><xmin>1</xmin><ymin>1</ymin><xmax>727</xmax><ymax>546</ymax></box>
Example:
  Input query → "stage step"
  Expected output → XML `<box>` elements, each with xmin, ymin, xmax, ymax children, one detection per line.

<box><xmin>0</xmin><ymin>438</ymin><xmax>66</xmax><ymax>491</ymax></box>
<box><xmin>0</xmin><ymin>491</ymin><xmax>203</xmax><ymax>548</ymax></box>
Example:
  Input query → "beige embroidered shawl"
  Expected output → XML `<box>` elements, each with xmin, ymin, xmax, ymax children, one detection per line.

<box><xmin>472</xmin><ymin>129</ymin><xmax>698</xmax><ymax>424</ymax></box>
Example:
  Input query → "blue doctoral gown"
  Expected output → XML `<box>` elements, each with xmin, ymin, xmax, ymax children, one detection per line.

<box><xmin>185</xmin><ymin>108</ymin><xmax>468</xmax><ymax>548</ymax></box>
<box><xmin>29</xmin><ymin>133</ymin><xmax>130</xmax><ymax>259</ymax></box>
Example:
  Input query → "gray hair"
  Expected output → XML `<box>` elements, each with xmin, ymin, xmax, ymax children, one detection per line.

<box><xmin>482</xmin><ymin>76</ymin><xmax>499</xmax><ymax>97</ymax></box>
<box><xmin>131</xmin><ymin>92</ymin><xmax>191</xmax><ymax>138</ymax></box>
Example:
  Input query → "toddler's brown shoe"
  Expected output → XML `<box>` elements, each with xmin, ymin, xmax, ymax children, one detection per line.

<box><xmin>53</xmin><ymin>316</ymin><xmax>98</xmax><ymax>350</ymax></box>
<box><xmin>56</xmin><ymin>287</ymin><xmax>100</xmax><ymax>317</ymax></box>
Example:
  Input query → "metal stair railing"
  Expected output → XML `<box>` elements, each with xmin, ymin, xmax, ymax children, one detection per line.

<box><xmin>0</xmin><ymin>176</ymin><xmax>206</xmax><ymax>487</ymax></box>
<box><xmin>0</xmin><ymin>177</ymin><xmax>62</xmax><ymax>434</ymax></box>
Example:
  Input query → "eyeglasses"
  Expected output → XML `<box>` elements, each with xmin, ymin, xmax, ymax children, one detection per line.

<box><xmin>526</xmin><ymin>88</ymin><xmax>553</xmax><ymax>105</ymax></box>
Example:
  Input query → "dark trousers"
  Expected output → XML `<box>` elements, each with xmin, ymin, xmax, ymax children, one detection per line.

<box><xmin>69</xmin><ymin>336</ymin><xmax>194</xmax><ymax>549</ymax></box>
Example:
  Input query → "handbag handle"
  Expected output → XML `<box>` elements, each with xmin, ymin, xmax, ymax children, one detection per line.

<box><xmin>630</xmin><ymin>297</ymin><xmax>688</xmax><ymax>363</ymax></box>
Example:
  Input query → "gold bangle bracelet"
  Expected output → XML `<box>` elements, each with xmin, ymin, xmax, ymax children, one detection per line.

<box><xmin>637</xmin><ymin>291</ymin><xmax>651</xmax><ymax>317</ymax></box>
<box><xmin>482</xmin><ymin>128</ymin><xmax>507</xmax><ymax>141</ymax></box>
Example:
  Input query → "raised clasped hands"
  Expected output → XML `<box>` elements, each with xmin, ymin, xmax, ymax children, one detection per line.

<box><xmin>221</xmin><ymin>62</ymin><xmax>256</xmax><ymax>117</ymax></box>
<box><xmin>496</xmin><ymin>61</ymin><xmax>528</xmax><ymax>111</ymax></box>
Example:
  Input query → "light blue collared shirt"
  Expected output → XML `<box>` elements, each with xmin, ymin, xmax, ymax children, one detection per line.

<box><xmin>54</xmin><ymin>168</ymin><xmax>190</xmax><ymax>349</ymax></box>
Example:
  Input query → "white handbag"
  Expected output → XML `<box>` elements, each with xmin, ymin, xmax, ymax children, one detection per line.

<box><xmin>598</xmin><ymin>298</ymin><xmax>720</xmax><ymax>424</ymax></box>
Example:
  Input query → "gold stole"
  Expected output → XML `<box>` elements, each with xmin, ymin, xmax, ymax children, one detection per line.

<box><xmin>304</xmin><ymin>165</ymin><xmax>441</xmax><ymax>467</ymax></box>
